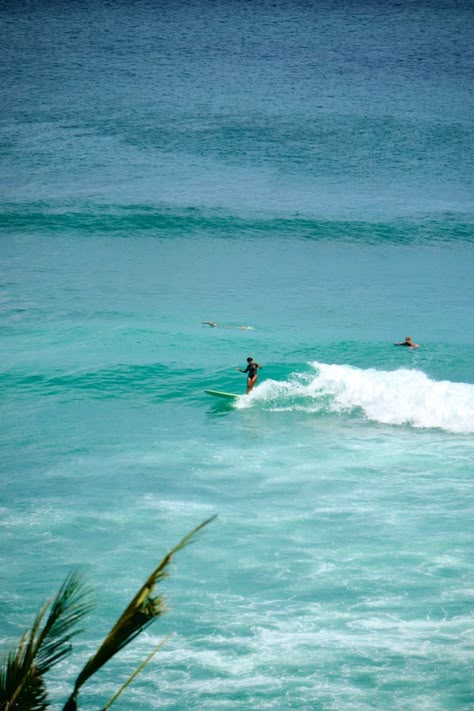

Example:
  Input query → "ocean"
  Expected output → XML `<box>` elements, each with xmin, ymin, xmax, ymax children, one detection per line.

<box><xmin>1</xmin><ymin>1</ymin><xmax>473</xmax><ymax>709</ymax></box>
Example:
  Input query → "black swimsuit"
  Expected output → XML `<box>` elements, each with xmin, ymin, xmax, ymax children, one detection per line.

<box><xmin>244</xmin><ymin>363</ymin><xmax>258</xmax><ymax>378</ymax></box>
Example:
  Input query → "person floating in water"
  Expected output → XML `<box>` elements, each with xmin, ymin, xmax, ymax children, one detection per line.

<box><xmin>202</xmin><ymin>322</ymin><xmax>254</xmax><ymax>330</ymax></box>
<box><xmin>236</xmin><ymin>357</ymin><xmax>262</xmax><ymax>394</ymax></box>
<box><xmin>394</xmin><ymin>335</ymin><xmax>419</xmax><ymax>348</ymax></box>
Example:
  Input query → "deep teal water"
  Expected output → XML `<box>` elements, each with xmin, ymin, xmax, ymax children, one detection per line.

<box><xmin>1</xmin><ymin>2</ymin><xmax>473</xmax><ymax>710</ymax></box>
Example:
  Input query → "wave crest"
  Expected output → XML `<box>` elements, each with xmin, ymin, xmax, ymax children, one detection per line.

<box><xmin>242</xmin><ymin>362</ymin><xmax>474</xmax><ymax>434</ymax></box>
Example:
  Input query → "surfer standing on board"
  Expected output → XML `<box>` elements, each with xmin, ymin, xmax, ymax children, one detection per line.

<box><xmin>394</xmin><ymin>335</ymin><xmax>419</xmax><ymax>348</ymax></box>
<box><xmin>236</xmin><ymin>357</ymin><xmax>262</xmax><ymax>394</ymax></box>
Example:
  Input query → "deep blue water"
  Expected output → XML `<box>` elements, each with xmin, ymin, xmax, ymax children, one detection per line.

<box><xmin>1</xmin><ymin>2</ymin><xmax>473</xmax><ymax>710</ymax></box>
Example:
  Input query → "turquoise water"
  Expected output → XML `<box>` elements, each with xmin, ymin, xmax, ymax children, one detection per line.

<box><xmin>1</xmin><ymin>2</ymin><xmax>474</xmax><ymax>710</ymax></box>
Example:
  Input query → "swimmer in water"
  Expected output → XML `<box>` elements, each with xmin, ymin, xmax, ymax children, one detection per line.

<box><xmin>394</xmin><ymin>335</ymin><xmax>419</xmax><ymax>348</ymax></box>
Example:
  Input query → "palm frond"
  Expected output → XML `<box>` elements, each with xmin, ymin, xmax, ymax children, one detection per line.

<box><xmin>99</xmin><ymin>636</ymin><xmax>170</xmax><ymax>710</ymax></box>
<box><xmin>35</xmin><ymin>571</ymin><xmax>94</xmax><ymax>674</ymax></box>
<box><xmin>0</xmin><ymin>624</ymin><xmax>49</xmax><ymax>711</ymax></box>
<box><xmin>0</xmin><ymin>571</ymin><xmax>93</xmax><ymax>711</ymax></box>
<box><xmin>63</xmin><ymin>515</ymin><xmax>216</xmax><ymax>710</ymax></box>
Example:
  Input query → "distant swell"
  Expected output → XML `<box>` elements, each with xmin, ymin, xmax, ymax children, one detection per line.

<box><xmin>0</xmin><ymin>202</ymin><xmax>473</xmax><ymax>244</ymax></box>
<box><xmin>244</xmin><ymin>362</ymin><xmax>474</xmax><ymax>434</ymax></box>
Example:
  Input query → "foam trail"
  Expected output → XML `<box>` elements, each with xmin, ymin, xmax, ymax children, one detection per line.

<box><xmin>243</xmin><ymin>362</ymin><xmax>474</xmax><ymax>434</ymax></box>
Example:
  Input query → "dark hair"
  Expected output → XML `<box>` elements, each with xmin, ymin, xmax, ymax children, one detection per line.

<box><xmin>247</xmin><ymin>357</ymin><xmax>253</xmax><ymax>362</ymax></box>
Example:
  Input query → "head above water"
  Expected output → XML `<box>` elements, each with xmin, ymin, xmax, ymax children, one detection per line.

<box><xmin>247</xmin><ymin>357</ymin><xmax>253</xmax><ymax>363</ymax></box>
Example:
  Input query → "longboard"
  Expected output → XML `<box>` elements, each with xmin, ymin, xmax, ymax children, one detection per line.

<box><xmin>205</xmin><ymin>389</ymin><xmax>240</xmax><ymax>400</ymax></box>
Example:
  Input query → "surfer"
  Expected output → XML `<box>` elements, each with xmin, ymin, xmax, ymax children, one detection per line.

<box><xmin>202</xmin><ymin>322</ymin><xmax>253</xmax><ymax>330</ymax></box>
<box><xmin>236</xmin><ymin>357</ymin><xmax>262</xmax><ymax>394</ymax></box>
<box><xmin>394</xmin><ymin>336</ymin><xmax>419</xmax><ymax>348</ymax></box>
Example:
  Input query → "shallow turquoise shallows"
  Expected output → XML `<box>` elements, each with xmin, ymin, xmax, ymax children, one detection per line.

<box><xmin>1</xmin><ymin>1</ymin><xmax>473</xmax><ymax>709</ymax></box>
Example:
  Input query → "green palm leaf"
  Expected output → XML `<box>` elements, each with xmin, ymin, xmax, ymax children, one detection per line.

<box><xmin>0</xmin><ymin>629</ymin><xmax>49</xmax><ymax>711</ymax></box>
<box><xmin>98</xmin><ymin>636</ymin><xmax>170</xmax><ymax>710</ymax></box>
<box><xmin>63</xmin><ymin>515</ymin><xmax>216</xmax><ymax>710</ymax></box>
<box><xmin>0</xmin><ymin>571</ymin><xmax>93</xmax><ymax>711</ymax></box>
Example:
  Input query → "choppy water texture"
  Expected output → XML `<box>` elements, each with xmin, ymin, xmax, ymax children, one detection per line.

<box><xmin>1</xmin><ymin>1</ymin><xmax>473</xmax><ymax>709</ymax></box>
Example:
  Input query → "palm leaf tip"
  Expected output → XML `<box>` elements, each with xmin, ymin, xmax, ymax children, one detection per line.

<box><xmin>36</xmin><ymin>571</ymin><xmax>94</xmax><ymax>673</ymax></box>
<box><xmin>68</xmin><ymin>515</ymin><xmax>217</xmax><ymax>701</ymax></box>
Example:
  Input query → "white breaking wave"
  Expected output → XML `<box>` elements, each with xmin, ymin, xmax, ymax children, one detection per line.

<box><xmin>239</xmin><ymin>361</ymin><xmax>474</xmax><ymax>434</ymax></box>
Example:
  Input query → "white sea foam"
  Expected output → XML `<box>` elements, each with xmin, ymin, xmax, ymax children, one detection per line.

<box><xmin>242</xmin><ymin>362</ymin><xmax>474</xmax><ymax>434</ymax></box>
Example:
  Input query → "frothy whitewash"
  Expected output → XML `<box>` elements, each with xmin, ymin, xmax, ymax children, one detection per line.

<box><xmin>239</xmin><ymin>362</ymin><xmax>474</xmax><ymax>434</ymax></box>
